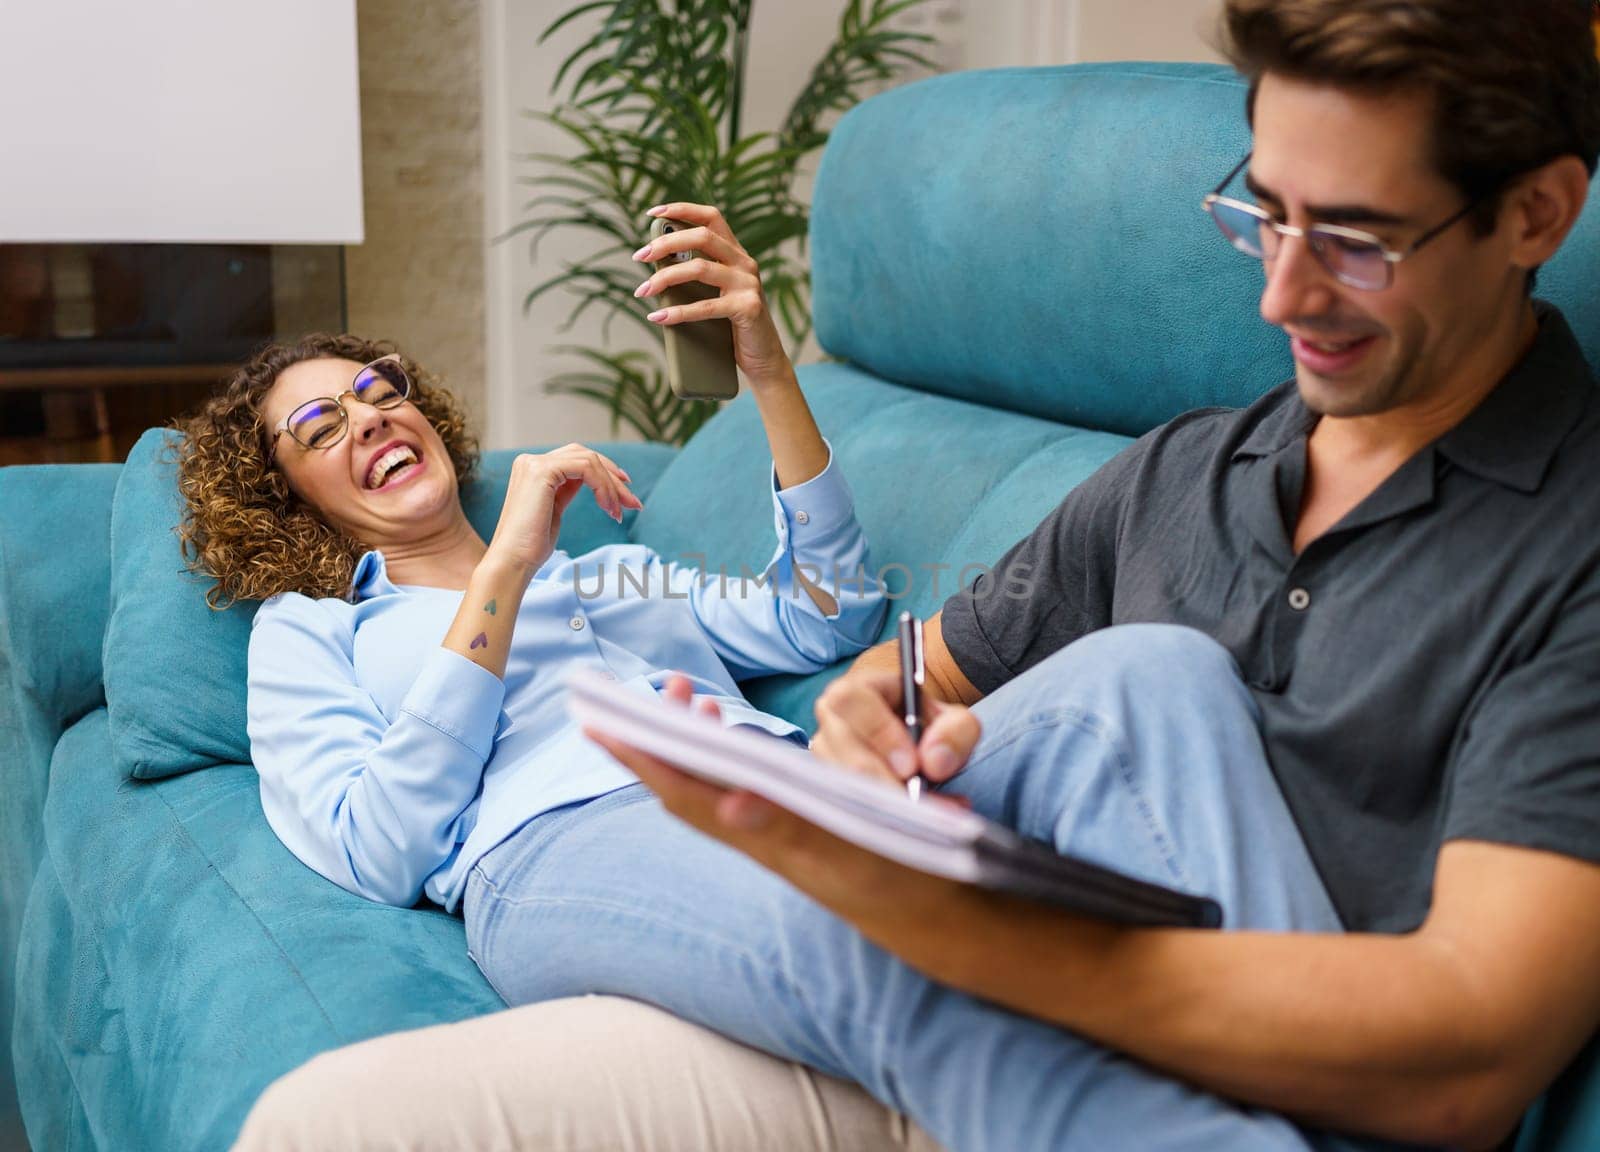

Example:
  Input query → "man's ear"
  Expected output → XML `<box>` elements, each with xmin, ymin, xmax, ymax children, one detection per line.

<box><xmin>1503</xmin><ymin>154</ymin><xmax>1590</xmax><ymax>274</ymax></box>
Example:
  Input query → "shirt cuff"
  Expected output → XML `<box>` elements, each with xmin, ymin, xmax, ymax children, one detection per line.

<box><xmin>399</xmin><ymin>646</ymin><xmax>508</xmax><ymax>762</ymax></box>
<box><xmin>770</xmin><ymin>439</ymin><xmax>856</xmax><ymax>549</ymax></box>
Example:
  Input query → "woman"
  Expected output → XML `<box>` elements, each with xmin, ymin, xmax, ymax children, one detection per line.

<box><xmin>178</xmin><ymin>202</ymin><xmax>883</xmax><ymax>914</ymax></box>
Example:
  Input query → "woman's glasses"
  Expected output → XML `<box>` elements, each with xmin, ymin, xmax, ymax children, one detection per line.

<box><xmin>268</xmin><ymin>355</ymin><xmax>412</xmax><ymax>462</ymax></box>
<box><xmin>1201</xmin><ymin>152</ymin><xmax>1479</xmax><ymax>291</ymax></box>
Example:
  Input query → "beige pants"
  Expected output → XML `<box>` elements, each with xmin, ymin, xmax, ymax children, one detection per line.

<box><xmin>233</xmin><ymin>995</ymin><xmax>946</xmax><ymax>1152</ymax></box>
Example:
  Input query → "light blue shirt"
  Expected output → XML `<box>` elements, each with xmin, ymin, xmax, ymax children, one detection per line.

<box><xmin>247</xmin><ymin>445</ymin><xmax>885</xmax><ymax>911</ymax></box>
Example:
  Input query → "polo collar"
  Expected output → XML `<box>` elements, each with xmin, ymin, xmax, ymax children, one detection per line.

<box><xmin>1231</xmin><ymin>382</ymin><xmax>1317</xmax><ymax>462</ymax></box>
<box><xmin>1432</xmin><ymin>303</ymin><xmax>1593</xmax><ymax>494</ymax></box>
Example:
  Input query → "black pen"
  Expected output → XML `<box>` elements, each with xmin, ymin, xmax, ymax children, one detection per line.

<box><xmin>896</xmin><ymin>610</ymin><xmax>926</xmax><ymax>801</ymax></box>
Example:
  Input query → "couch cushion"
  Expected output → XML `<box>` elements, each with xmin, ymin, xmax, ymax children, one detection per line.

<box><xmin>629</xmin><ymin>361</ymin><xmax>1133</xmax><ymax>728</ymax></box>
<box><xmin>810</xmin><ymin>62</ymin><xmax>1600</xmax><ymax>436</ymax></box>
<box><xmin>102</xmin><ymin>431</ymin><xmax>262</xmax><ymax>779</ymax></box>
<box><xmin>22</xmin><ymin>706</ymin><xmax>504</xmax><ymax>1150</ymax></box>
<box><xmin>101</xmin><ymin>429</ymin><xmax>676</xmax><ymax>780</ymax></box>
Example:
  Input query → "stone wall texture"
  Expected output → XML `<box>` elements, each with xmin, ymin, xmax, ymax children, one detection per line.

<box><xmin>348</xmin><ymin>0</ymin><xmax>487</xmax><ymax>434</ymax></box>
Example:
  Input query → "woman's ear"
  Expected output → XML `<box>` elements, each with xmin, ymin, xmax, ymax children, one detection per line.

<box><xmin>1504</xmin><ymin>154</ymin><xmax>1590</xmax><ymax>274</ymax></box>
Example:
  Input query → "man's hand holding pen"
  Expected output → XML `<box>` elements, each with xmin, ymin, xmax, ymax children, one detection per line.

<box><xmin>810</xmin><ymin>615</ymin><xmax>982</xmax><ymax>793</ymax></box>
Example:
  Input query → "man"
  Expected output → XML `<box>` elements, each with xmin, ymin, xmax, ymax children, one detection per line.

<box><xmin>603</xmin><ymin>1</ymin><xmax>1600</xmax><ymax>1148</ymax></box>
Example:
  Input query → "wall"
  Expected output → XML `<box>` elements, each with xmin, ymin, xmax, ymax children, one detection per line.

<box><xmin>480</xmin><ymin>0</ymin><xmax>1222</xmax><ymax>450</ymax></box>
<box><xmin>1076</xmin><ymin>0</ymin><xmax>1222</xmax><ymax>64</ymax></box>
<box><xmin>349</xmin><ymin>0</ymin><xmax>488</xmax><ymax>433</ymax></box>
<box><xmin>965</xmin><ymin>0</ymin><xmax>1221</xmax><ymax>70</ymax></box>
<box><xmin>0</xmin><ymin>1</ymin><xmax>361</xmax><ymax>244</ymax></box>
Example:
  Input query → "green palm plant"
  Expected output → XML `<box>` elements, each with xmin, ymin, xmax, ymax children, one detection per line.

<box><xmin>513</xmin><ymin>0</ymin><xmax>938</xmax><ymax>445</ymax></box>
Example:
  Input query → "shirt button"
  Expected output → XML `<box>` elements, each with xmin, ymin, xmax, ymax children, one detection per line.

<box><xmin>795</xmin><ymin>510</ymin><xmax>810</xmax><ymax>525</ymax></box>
<box><xmin>1287</xmin><ymin>587</ymin><xmax>1311</xmax><ymax>611</ymax></box>
<box><xmin>568</xmin><ymin>615</ymin><xmax>586</xmax><ymax>631</ymax></box>
<box><xmin>599</xmin><ymin>669</ymin><xmax>616</xmax><ymax>681</ymax></box>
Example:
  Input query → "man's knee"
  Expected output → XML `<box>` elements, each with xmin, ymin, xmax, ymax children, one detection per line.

<box><xmin>1062</xmin><ymin>622</ymin><xmax>1236</xmax><ymax>675</ymax></box>
<box><xmin>1003</xmin><ymin>624</ymin><xmax>1245</xmax><ymax>708</ymax></box>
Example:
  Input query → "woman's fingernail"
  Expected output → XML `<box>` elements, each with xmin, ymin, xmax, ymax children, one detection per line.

<box><xmin>647</xmin><ymin>309</ymin><xmax>667</xmax><ymax>323</ymax></box>
<box><xmin>646</xmin><ymin>205</ymin><xmax>667</xmax><ymax>216</ymax></box>
<box><xmin>632</xmin><ymin>245</ymin><xmax>652</xmax><ymax>261</ymax></box>
<box><xmin>633</xmin><ymin>280</ymin><xmax>652</xmax><ymax>298</ymax></box>
<box><xmin>888</xmin><ymin>749</ymin><xmax>915</xmax><ymax>779</ymax></box>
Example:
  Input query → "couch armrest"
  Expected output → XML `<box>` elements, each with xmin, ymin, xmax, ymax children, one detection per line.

<box><xmin>0</xmin><ymin>460</ymin><xmax>121</xmax><ymax>1139</ymax></box>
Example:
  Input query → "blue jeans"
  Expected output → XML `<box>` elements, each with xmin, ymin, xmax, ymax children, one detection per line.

<box><xmin>464</xmin><ymin>625</ymin><xmax>1417</xmax><ymax>1152</ymax></box>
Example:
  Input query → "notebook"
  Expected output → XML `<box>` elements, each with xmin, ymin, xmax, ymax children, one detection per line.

<box><xmin>568</xmin><ymin>671</ymin><xmax>1223</xmax><ymax>929</ymax></box>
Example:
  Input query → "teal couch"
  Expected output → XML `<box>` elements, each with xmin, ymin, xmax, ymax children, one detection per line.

<box><xmin>3</xmin><ymin>63</ymin><xmax>1597</xmax><ymax>1151</ymax></box>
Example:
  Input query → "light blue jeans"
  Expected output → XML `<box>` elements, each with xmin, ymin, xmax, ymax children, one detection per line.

<box><xmin>464</xmin><ymin>625</ymin><xmax>1418</xmax><ymax>1152</ymax></box>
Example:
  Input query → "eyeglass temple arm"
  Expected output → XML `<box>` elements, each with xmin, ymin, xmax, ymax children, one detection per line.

<box><xmin>1404</xmin><ymin>198</ymin><xmax>1480</xmax><ymax>256</ymax></box>
<box><xmin>1211</xmin><ymin>151</ymin><xmax>1253</xmax><ymax>197</ymax></box>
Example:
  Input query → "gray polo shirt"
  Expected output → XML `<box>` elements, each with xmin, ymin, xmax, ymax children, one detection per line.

<box><xmin>941</xmin><ymin>303</ymin><xmax>1600</xmax><ymax>933</ymax></box>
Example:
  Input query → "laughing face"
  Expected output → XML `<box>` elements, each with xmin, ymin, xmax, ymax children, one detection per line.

<box><xmin>260</xmin><ymin>356</ymin><xmax>461</xmax><ymax>550</ymax></box>
<box><xmin>1248</xmin><ymin>74</ymin><xmax>1526</xmax><ymax>420</ymax></box>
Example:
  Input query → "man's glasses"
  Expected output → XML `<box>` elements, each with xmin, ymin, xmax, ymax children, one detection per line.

<box><xmin>1201</xmin><ymin>152</ymin><xmax>1480</xmax><ymax>291</ymax></box>
<box><xmin>267</xmin><ymin>355</ymin><xmax>412</xmax><ymax>462</ymax></box>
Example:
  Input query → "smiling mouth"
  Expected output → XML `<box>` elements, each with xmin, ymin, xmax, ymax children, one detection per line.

<box><xmin>366</xmin><ymin>444</ymin><xmax>424</xmax><ymax>490</ymax></box>
<box><xmin>1290</xmin><ymin>331</ymin><xmax>1379</xmax><ymax>375</ymax></box>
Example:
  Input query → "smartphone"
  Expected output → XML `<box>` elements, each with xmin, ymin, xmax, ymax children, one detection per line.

<box><xmin>649</xmin><ymin>216</ymin><xmax>740</xmax><ymax>400</ymax></box>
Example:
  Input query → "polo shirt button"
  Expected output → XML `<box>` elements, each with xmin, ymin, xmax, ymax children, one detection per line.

<box><xmin>795</xmin><ymin>510</ymin><xmax>810</xmax><ymax>525</ymax></box>
<box><xmin>569</xmin><ymin>615</ymin><xmax>586</xmax><ymax>631</ymax></box>
<box><xmin>1287</xmin><ymin>587</ymin><xmax>1311</xmax><ymax>611</ymax></box>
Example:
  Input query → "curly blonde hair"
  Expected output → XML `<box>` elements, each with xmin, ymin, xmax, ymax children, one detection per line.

<box><xmin>175</xmin><ymin>333</ymin><xmax>480</xmax><ymax>609</ymax></box>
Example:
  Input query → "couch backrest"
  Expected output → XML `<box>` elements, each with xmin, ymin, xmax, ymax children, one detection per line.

<box><xmin>810</xmin><ymin>62</ymin><xmax>1600</xmax><ymax>436</ymax></box>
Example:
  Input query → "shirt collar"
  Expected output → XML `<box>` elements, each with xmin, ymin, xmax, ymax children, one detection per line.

<box><xmin>1231</xmin><ymin>382</ymin><xmax>1317</xmax><ymax>462</ymax></box>
<box><xmin>1432</xmin><ymin>303</ymin><xmax>1593</xmax><ymax>494</ymax></box>
<box><xmin>349</xmin><ymin>550</ymin><xmax>399</xmax><ymax>602</ymax></box>
<box><xmin>348</xmin><ymin>547</ymin><xmax>569</xmax><ymax>601</ymax></box>
<box><xmin>1230</xmin><ymin>302</ymin><xmax>1595</xmax><ymax>493</ymax></box>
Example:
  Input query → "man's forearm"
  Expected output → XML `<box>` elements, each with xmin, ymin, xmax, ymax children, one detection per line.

<box><xmin>865</xmin><ymin>886</ymin><xmax>1513</xmax><ymax>1148</ymax></box>
<box><xmin>848</xmin><ymin>637</ymin><xmax>902</xmax><ymax>678</ymax></box>
<box><xmin>850</xmin><ymin>617</ymin><xmax>980</xmax><ymax>706</ymax></box>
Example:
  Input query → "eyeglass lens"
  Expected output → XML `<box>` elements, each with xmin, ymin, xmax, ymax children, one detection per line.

<box><xmin>1207</xmin><ymin>199</ymin><xmax>1389</xmax><ymax>290</ymax></box>
<box><xmin>288</xmin><ymin>359</ymin><xmax>411</xmax><ymax>449</ymax></box>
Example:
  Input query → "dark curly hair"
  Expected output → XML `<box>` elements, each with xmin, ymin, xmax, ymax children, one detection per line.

<box><xmin>174</xmin><ymin>333</ymin><xmax>480</xmax><ymax>609</ymax></box>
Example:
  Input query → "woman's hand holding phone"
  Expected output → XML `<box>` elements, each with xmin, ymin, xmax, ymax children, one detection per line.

<box><xmin>632</xmin><ymin>202</ymin><xmax>794</xmax><ymax>389</ymax></box>
<box><xmin>633</xmin><ymin>200</ymin><xmax>828</xmax><ymax>513</ymax></box>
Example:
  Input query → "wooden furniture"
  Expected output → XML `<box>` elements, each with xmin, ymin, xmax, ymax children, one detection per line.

<box><xmin>0</xmin><ymin>362</ymin><xmax>233</xmax><ymax>465</ymax></box>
